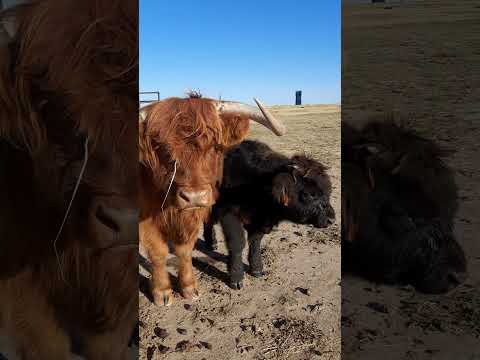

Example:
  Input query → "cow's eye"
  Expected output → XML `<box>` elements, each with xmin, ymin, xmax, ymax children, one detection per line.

<box><xmin>316</xmin><ymin>188</ymin><xmax>324</xmax><ymax>197</ymax></box>
<box><xmin>304</xmin><ymin>185</ymin><xmax>323</xmax><ymax>200</ymax></box>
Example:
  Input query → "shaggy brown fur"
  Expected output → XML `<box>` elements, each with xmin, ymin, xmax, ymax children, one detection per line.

<box><xmin>0</xmin><ymin>0</ymin><xmax>138</xmax><ymax>359</ymax></box>
<box><xmin>140</xmin><ymin>96</ymin><xmax>251</xmax><ymax>305</ymax></box>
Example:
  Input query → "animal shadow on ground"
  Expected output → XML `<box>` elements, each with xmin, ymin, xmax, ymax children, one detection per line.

<box><xmin>139</xmin><ymin>238</ymin><xmax>248</xmax><ymax>304</ymax></box>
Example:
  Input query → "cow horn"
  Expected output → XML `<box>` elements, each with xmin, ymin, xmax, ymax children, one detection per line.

<box><xmin>216</xmin><ymin>98</ymin><xmax>286</xmax><ymax>136</ymax></box>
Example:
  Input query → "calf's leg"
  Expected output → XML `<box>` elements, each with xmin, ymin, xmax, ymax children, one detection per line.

<box><xmin>221</xmin><ymin>213</ymin><xmax>246</xmax><ymax>289</ymax></box>
<box><xmin>203</xmin><ymin>218</ymin><xmax>218</xmax><ymax>250</ymax></box>
<box><xmin>174</xmin><ymin>239</ymin><xmax>199</xmax><ymax>300</ymax></box>
<box><xmin>247</xmin><ymin>231</ymin><xmax>265</xmax><ymax>277</ymax></box>
<box><xmin>149</xmin><ymin>240</ymin><xmax>172</xmax><ymax>306</ymax></box>
<box><xmin>140</xmin><ymin>218</ymin><xmax>172</xmax><ymax>306</ymax></box>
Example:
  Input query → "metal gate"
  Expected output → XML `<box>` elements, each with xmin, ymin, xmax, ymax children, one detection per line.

<box><xmin>139</xmin><ymin>91</ymin><xmax>160</xmax><ymax>105</ymax></box>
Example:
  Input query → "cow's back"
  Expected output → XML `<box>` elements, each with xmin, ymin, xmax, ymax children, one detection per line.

<box><xmin>222</xmin><ymin>140</ymin><xmax>289</xmax><ymax>189</ymax></box>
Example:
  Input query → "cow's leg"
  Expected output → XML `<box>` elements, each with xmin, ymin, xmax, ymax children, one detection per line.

<box><xmin>81</xmin><ymin>303</ymin><xmax>138</xmax><ymax>360</ymax></box>
<box><xmin>247</xmin><ymin>231</ymin><xmax>265</xmax><ymax>277</ymax></box>
<box><xmin>175</xmin><ymin>238</ymin><xmax>199</xmax><ymax>300</ymax></box>
<box><xmin>149</xmin><ymin>239</ymin><xmax>172</xmax><ymax>306</ymax></box>
<box><xmin>203</xmin><ymin>218</ymin><xmax>218</xmax><ymax>250</ymax></box>
<box><xmin>221</xmin><ymin>213</ymin><xmax>246</xmax><ymax>290</ymax></box>
<box><xmin>140</xmin><ymin>218</ymin><xmax>172</xmax><ymax>306</ymax></box>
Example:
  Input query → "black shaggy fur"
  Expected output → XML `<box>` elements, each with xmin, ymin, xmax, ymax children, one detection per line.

<box><xmin>204</xmin><ymin>140</ymin><xmax>335</xmax><ymax>289</ymax></box>
<box><xmin>342</xmin><ymin>119</ymin><xmax>467</xmax><ymax>293</ymax></box>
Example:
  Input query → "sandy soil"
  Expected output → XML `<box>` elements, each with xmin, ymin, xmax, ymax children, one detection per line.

<box><xmin>139</xmin><ymin>105</ymin><xmax>341</xmax><ymax>360</ymax></box>
<box><xmin>342</xmin><ymin>1</ymin><xmax>480</xmax><ymax>359</ymax></box>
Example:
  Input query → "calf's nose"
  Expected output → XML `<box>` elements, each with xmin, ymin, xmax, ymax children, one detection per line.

<box><xmin>96</xmin><ymin>205</ymin><xmax>138</xmax><ymax>242</ymax></box>
<box><xmin>448</xmin><ymin>270</ymin><xmax>468</xmax><ymax>287</ymax></box>
<box><xmin>178</xmin><ymin>189</ymin><xmax>211</xmax><ymax>208</ymax></box>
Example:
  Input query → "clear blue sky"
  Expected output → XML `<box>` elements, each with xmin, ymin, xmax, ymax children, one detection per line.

<box><xmin>140</xmin><ymin>1</ymin><xmax>340</xmax><ymax>106</ymax></box>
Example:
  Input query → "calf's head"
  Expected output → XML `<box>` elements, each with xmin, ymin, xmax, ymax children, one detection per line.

<box><xmin>140</xmin><ymin>95</ymin><xmax>285</xmax><ymax>210</ymax></box>
<box><xmin>272</xmin><ymin>155</ymin><xmax>335</xmax><ymax>228</ymax></box>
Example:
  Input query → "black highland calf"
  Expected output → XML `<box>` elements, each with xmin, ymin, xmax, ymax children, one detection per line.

<box><xmin>204</xmin><ymin>140</ymin><xmax>335</xmax><ymax>289</ymax></box>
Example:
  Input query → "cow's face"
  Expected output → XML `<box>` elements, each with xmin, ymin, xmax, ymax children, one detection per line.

<box><xmin>1</xmin><ymin>0</ymin><xmax>138</xmax><ymax>251</ymax></box>
<box><xmin>411</xmin><ymin>224</ymin><xmax>467</xmax><ymax>294</ymax></box>
<box><xmin>31</xmin><ymin>125</ymin><xmax>138</xmax><ymax>251</ymax></box>
<box><xmin>158</xmin><ymin>140</ymin><xmax>226</xmax><ymax>210</ymax></box>
<box><xmin>272</xmin><ymin>156</ymin><xmax>335</xmax><ymax>228</ymax></box>
<box><xmin>141</xmin><ymin>97</ymin><xmax>250</xmax><ymax>210</ymax></box>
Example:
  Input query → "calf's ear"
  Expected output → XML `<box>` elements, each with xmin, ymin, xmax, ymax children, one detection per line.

<box><xmin>272</xmin><ymin>173</ymin><xmax>293</xmax><ymax>206</ymax></box>
<box><xmin>365</xmin><ymin>162</ymin><xmax>376</xmax><ymax>190</ymax></box>
<box><xmin>280</xmin><ymin>187</ymin><xmax>289</xmax><ymax>206</ymax></box>
<box><xmin>138</xmin><ymin>119</ymin><xmax>158</xmax><ymax>172</ymax></box>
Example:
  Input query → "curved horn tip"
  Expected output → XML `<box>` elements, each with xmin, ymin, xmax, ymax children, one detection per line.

<box><xmin>253</xmin><ymin>98</ymin><xmax>286</xmax><ymax>136</ymax></box>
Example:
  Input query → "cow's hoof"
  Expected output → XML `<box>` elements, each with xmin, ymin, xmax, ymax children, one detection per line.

<box><xmin>229</xmin><ymin>280</ymin><xmax>243</xmax><ymax>290</ymax></box>
<box><xmin>181</xmin><ymin>285</ymin><xmax>199</xmax><ymax>301</ymax></box>
<box><xmin>153</xmin><ymin>289</ymin><xmax>173</xmax><ymax>306</ymax></box>
<box><xmin>250</xmin><ymin>270</ymin><xmax>264</xmax><ymax>278</ymax></box>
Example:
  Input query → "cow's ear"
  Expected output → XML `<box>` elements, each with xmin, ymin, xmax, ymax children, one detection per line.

<box><xmin>139</xmin><ymin>119</ymin><xmax>158</xmax><ymax>171</ymax></box>
<box><xmin>220</xmin><ymin>114</ymin><xmax>250</xmax><ymax>147</ymax></box>
<box><xmin>273</xmin><ymin>184</ymin><xmax>289</xmax><ymax>206</ymax></box>
<box><xmin>280</xmin><ymin>187</ymin><xmax>289</xmax><ymax>206</ymax></box>
<box><xmin>366</xmin><ymin>164</ymin><xmax>376</xmax><ymax>189</ymax></box>
<box><xmin>364</xmin><ymin>154</ymin><xmax>385</xmax><ymax>190</ymax></box>
<box><xmin>272</xmin><ymin>173</ymin><xmax>293</xmax><ymax>206</ymax></box>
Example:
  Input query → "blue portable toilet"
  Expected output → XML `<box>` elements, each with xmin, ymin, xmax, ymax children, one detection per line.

<box><xmin>295</xmin><ymin>91</ymin><xmax>302</xmax><ymax>106</ymax></box>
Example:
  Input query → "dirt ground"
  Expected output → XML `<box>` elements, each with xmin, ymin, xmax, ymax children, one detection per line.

<box><xmin>342</xmin><ymin>1</ymin><xmax>480</xmax><ymax>359</ymax></box>
<box><xmin>139</xmin><ymin>105</ymin><xmax>341</xmax><ymax>360</ymax></box>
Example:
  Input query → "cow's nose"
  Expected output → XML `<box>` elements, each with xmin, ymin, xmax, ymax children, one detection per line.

<box><xmin>178</xmin><ymin>189</ymin><xmax>211</xmax><ymax>208</ymax></box>
<box><xmin>95</xmin><ymin>205</ymin><xmax>138</xmax><ymax>241</ymax></box>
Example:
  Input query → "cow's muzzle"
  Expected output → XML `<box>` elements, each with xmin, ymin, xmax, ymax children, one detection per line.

<box><xmin>95</xmin><ymin>205</ymin><xmax>138</xmax><ymax>247</ymax></box>
<box><xmin>312</xmin><ymin>203</ymin><xmax>336</xmax><ymax>228</ymax></box>
<box><xmin>176</xmin><ymin>188</ymin><xmax>213</xmax><ymax>209</ymax></box>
